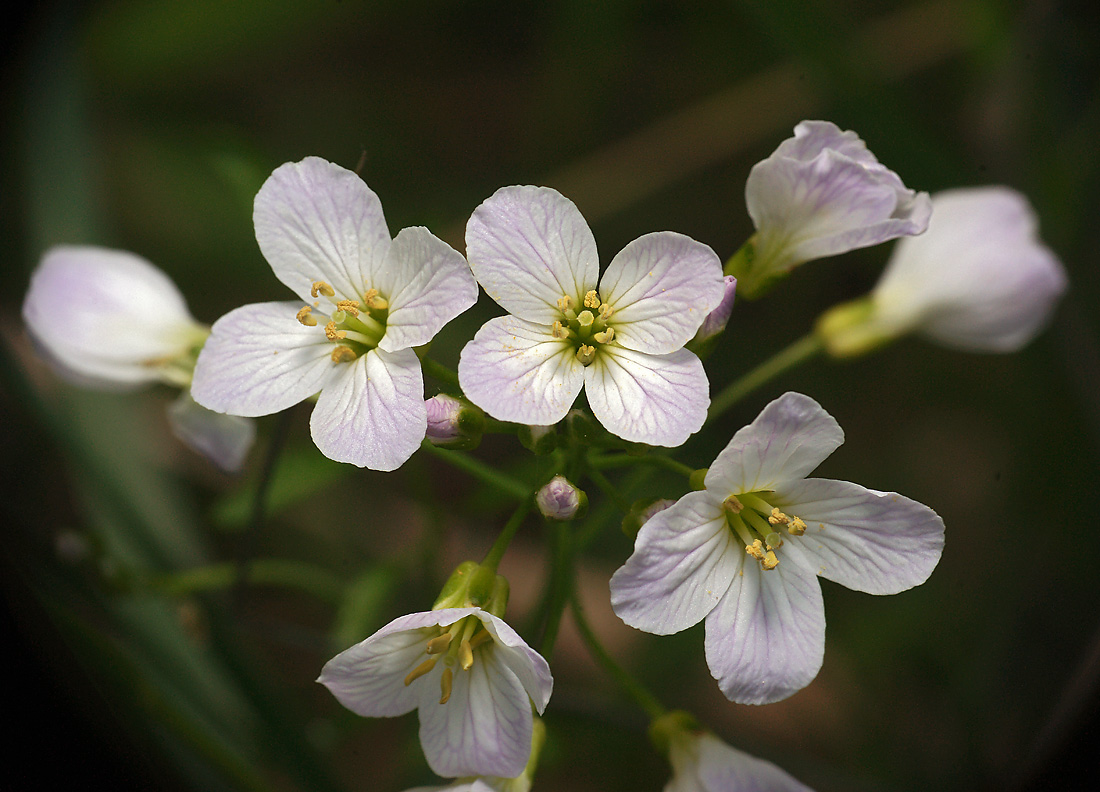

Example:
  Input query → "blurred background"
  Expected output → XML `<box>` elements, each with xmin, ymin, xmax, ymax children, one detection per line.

<box><xmin>2</xmin><ymin>0</ymin><xmax>1098</xmax><ymax>789</ymax></box>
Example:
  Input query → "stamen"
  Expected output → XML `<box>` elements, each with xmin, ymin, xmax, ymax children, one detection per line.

<box><xmin>311</xmin><ymin>281</ymin><xmax>335</xmax><ymax>298</ymax></box>
<box><xmin>426</xmin><ymin>633</ymin><xmax>453</xmax><ymax>655</ymax></box>
<box><xmin>363</xmin><ymin>288</ymin><xmax>389</xmax><ymax>311</ymax></box>
<box><xmin>761</xmin><ymin>550</ymin><xmax>779</xmax><ymax>570</ymax></box>
<box><xmin>583</xmin><ymin>290</ymin><xmax>601</xmax><ymax>309</ymax></box>
<box><xmin>788</xmin><ymin>517</ymin><xmax>807</xmax><ymax>535</ymax></box>
<box><xmin>404</xmin><ymin>657</ymin><xmax>438</xmax><ymax>686</ymax></box>
<box><xmin>468</xmin><ymin>630</ymin><xmax>493</xmax><ymax>650</ymax></box>
<box><xmin>745</xmin><ymin>539</ymin><xmax>766</xmax><ymax>561</ymax></box>
<box><xmin>769</xmin><ymin>508</ymin><xmax>789</xmax><ymax>526</ymax></box>
<box><xmin>593</xmin><ymin>327</ymin><xmax>615</xmax><ymax>344</ymax></box>
<box><xmin>576</xmin><ymin>345</ymin><xmax>596</xmax><ymax>366</ymax></box>
<box><xmin>458</xmin><ymin>639</ymin><xmax>474</xmax><ymax>671</ymax></box>
<box><xmin>598</xmin><ymin>303</ymin><xmax>614</xmax><ymax>321</ymax></box>
<box><xmin>336</xmin><ymin>299</ymin><xmax>360</xmax><ymax>317</ymax></box>
<box><xmin>324</xmin><ymin>321</ymin><xmax>347</xmax><ymax>341</ymax></box>
<box><xmin>296</xmin><ymin>306</ymin><xmax>318</xmax><ymax>326</ymax></box>
<box><xmin>330</xmin><ymin>346</ymin><xmax>357</xmax><ymax>363</ymax></box>
<box><xmin>723</xmin><ymin>494</ymin><xmax>744</xmax><ymax>514</ymax></box>
<box><xmin>557</xmin><ymin>295</ymin><xmax>575</xmax><ymax>312</ymax></box>
<box><xmin>439</xmin><ymin>667</ymin><xmax>454</xmax><ymax>704</ymax></box>
<box><xmin>551</xmin><ymin>321</ymin><xmax>571</xmax><ymax>339</ymax></box>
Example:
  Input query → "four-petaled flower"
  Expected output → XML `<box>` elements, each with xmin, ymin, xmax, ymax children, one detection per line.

<box><xmin>459</xmin><ymin>185</ymin><xmax>726</xmax><ymax>447</ymax></box>
<box><xmin>191</xmin><ymin>157</ymin><xmax>477</xmax><ymax>471</ymax></box>
<box><xmin>736</xmin><ymin>120</ymin><xmax>931</xmax><ymax>297</ymax></box>
<box><xmin>318</xmin><ymin>607</ymin><xmax>552</xmax><ymax>779</ymax></box>
<box><xmin>610</xmin><ymin>391</ymin><xmax>944</xmax><ymax>704</ymax></box>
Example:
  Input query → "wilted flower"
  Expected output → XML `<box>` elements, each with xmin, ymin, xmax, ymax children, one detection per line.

<box><xmin>459</xmin><ymin>185</ymin><xmax>725</xmax><ymax>447</ymax></box>
<box><xmin>610</xmin><ymin>392</ymin><xmax>944</xmax><ymax>704</ymax></box>
<box><xmin>818</xmin><ymin>187</ymin><xmax>1068</xmax><ymax>356</ymax></box>
<box><xmin>191</xmin><ymin>157</ymin><xmax>478</xmax><ymax>471</ymax></box>
<box><xmin>733</xmin><ymin>121</ymin><xmax>931</xmax><ymax>297</ymax></box>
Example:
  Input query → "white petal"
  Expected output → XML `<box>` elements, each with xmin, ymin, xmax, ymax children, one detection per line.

<box><xmin>475</xmin><ymin>613</ymin><xmax>553</xmax><ymax>714</ymax></box>
<box><xmin>166</xmin><ymin>391</ymin><xmax>255</xmax><ymax>472</ymax></box>
<box><xmin>598</xmin><ymin>232</ymin><xmax>725</xmax><ymax>354</ymax></box>
<box><xmin>775</xmin><ymin>478</ymin><xmax>945</xmax><ymax>595</ymax></box>
<box><xmin>686</xmin><ymin>734</ymin><xmax>813</xmax><ymax>792</ymax></box>
<box><xmin>380</xmin><ymin>226</ymin><xmax>479</xmax><ymax>352</ymax></box>
<box><xmin>22</xmin><ymin>246</ymin><xmax>199</xmax><ymax>385</ymax></box>
<box><xmin>253</xmin><ymin>157</ymin><xmax>392</xmax><ymax>302</ymax></box>
<box><xmin>585</xmin><ymin>346</ymin><xmax>709</xmax><ymax>446</ymax></box>
<box><xmin>417</xmin><ymin>645</ymin><xmax>534</xmax><ymax>778</ymax></box>
<box><xmin>465</xmin><ymin>185</ymin><xmax>598</xmax><ymax>323</ymax></box>
<box><xmin>705</xmin><ymin>392</ymin><xmax>843</xmax><ymax>495</ymax></box>
<box><xmin>704</xmin><ymin>557</ymin><xmax>825</xmax><ymax>705</ymax></box>
<box><xmin>458</xmin><ymin>316</ymin><xmax>583</xmax><ymax>426</ymax></box>
<box><xmin>310</xmin><ymin>347</ymin><xmax>425</xmax><ymax>471</ymax></box>
<box><xmin>611</xmin><ymin>492</ymin><xmax>738</xmax><ymax>635</ymax></box>
<box><xmin>191</xmin><ymin>302</ymin><xmax>337</xmax><ymax>416</ymax></box>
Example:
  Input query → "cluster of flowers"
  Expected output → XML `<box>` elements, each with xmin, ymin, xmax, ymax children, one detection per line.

<box><xmin>22</xmin><ymin>121</ymin><xmax>1066</xmax><ymax>790</ymax></box>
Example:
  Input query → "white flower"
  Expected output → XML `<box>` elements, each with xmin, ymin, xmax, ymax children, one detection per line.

<box><xmin>666</xmin><ymin>732</ymin><xmax>812</xmax><ymax>792</ymax></box>
<box><xmin>737</xmin><ymin>121</ymin><xmax>931</xmax><ymax>297</ymax></box>
<box><xmin>318</xmin><ymin>607</ymin><xmax>552</xmax><ymax>779</ymax></box>
<box><xmin>191</xmin><ymin>157</ymin><xmax>478</xmax><ymax>471</ymax></box>
<box><xmin>22</xmin><ymin>245</ymin><xmax>206</xmax><ymax>387</ymax></box>
<box><xmin>459</xmin><ymin>185</ymin><xmax>726</xmax><ymax>447</ymax></box>
<box><xmin>610</xmin><ymin>392</ymin><xmax>944</xmax><ymax>704</ymax></box>
<box><xmin>818</xmin><ymin>187</ymin><xmax>1068</xmax><ymax>356</ymax></box>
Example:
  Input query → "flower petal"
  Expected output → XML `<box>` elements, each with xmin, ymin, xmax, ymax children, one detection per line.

<box><xmin>253</xmin><ymin>157</ymin><xmax>392</xmax><ymax>302</ymax></box>
<box><xmin>598</xmin><ymin>232</ymin><xmax>725</xmax><ymax>354</ymax></box>
<box><xmin>417</xmin><ymin>644</ymin><xmax>534</xmax><ymax>778</ymax></box>
<box><xmin>166</xmin><ymin>391</ymin><xmax>255</xmax><ymax>472</ymax></box>
<box><xmin>775</xmin><ymin>478</ymin><xmax>945</xmax><ymax>595</ymax></box>
<box><xmin>380</xmin><ymin>226</ymin><xmax>479</xmax><ymax>352</ymax></box>
<box><xmin>476</xmin><ymin>613</ymin><xmax>553</xmax><ymax>714</ymax></box>
<box><xmin>466</xmin><ymin>185</ymin><xmax>598</xmax><ymax>323</ymax></box>
<box><xmin>310</xmin><ymin>347</ymin><xmax>425</xmax><ymax>470</ymax></box>
<box><xmin>458</xmin><ymin>316</ymin><xmax>583</xmax><ymax>426</ymax></box>
<box><xmin>705</xmin><ymin>392</ymin><xmax>843</xmax><ymax>495</ymax></box>
<box><xmin>191</xmin><ymin>302</ymin><xmax>337</xmax><ymax>416</ymax></box>
<box><xmin>585</xmin><ymin>346</ymin><xmax>709</xmax><ymax>446</ymax></box>
<box><xmin>611</xmin><ymin>491</ymin><xmax>737</xmax><ymax>635</ymax></box>
<box><xmin>704</xmin><ymin>556</ymin><xmax>825</xmax><ymax>705</ymax></box>
<box><xmin>682</xmin><ymin>734</ymin><xmax>814</xmax><ymax>792</ymax></box>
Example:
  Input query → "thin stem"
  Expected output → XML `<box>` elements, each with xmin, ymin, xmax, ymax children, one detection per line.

<box><xmin>421</xmin><ymin>357</ymin><xmax>460</xmax><ymax>389</ymax></box>
<box><xmin>420</xmin><ymin>440</ymin><xmax>530</xmax><ymax>500</ymax></box>
<box><xmin>707</xmin><ymin>332</ymin><xmax>824</xmax><ymax>422</ymax></box>
<box><xmin>571</xmin><ymin>593</ymin><xmax>665</xmax><ymax>720</ymax></box>
<box><xmin>589</xmin><ymin>452</ymin><xmax>695</xmax><ymax>478</ymax></box>
<box><xmin>481</xmin><ymin>496</ymin><xmax>534</xmax><ymax>572</ymax></box>
<box><xmin>537</xmin><ymin>522</ymin><xmax>573</xmax><ymax>657</ymax></box>
<box><xmin>149</xmin><ymin>559</ymin><xmax>345</xmax><ymax>604</ymax></box>
<box><xmin>586</xmin><ymin>466</ymin><xmax>633</xmax><ymax>514</ymax></box>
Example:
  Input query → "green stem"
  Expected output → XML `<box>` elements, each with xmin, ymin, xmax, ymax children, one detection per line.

<box><xmin>481</xmin><ymin>496</ymin><xmax>534</xmax><ymax>572</ymax></box>
<box><xmin>421</xmin><ymin>357</ymin><xmax>461</xmax><ymax>389</ymax></box>
<box><xmin>707</xmin><ymin>332</ymin><xmax>824</xmax><ymax>422</ymax></box>
<box><xmin>149</xmin><ymin>558</ymin><xmax>345</xmax><ymax>603</ymax></box>
<box><xmin>420</xmin><ymin>440</ymin><xmax>530</xmax><ymax>500</ymax></box>
<box><xmin>537</xmin><ymin>522</ymin><xmax>573</xmax><ymax>657</ymax></box>
<box><xmin>589</xmin><ymin>452</ymin><xmax>695</xmax><ymax>479</ymax></box>
<box><xmin>586</xmin><ymin>466</ymin><xmax>633</xmax><ymax>514</ymax></box>
<box><xmin>571</xmin><ymin>593</ymin><xmax>665</xmax><ymax>720</ymax></box>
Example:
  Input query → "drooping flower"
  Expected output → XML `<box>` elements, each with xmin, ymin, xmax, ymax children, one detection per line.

<box><xmin>817</xmin><ymin>187</ymin><xmax>1068</xmax><ymax>356</ymax></box>
<box><xmin>401</xmin><ymin>718</ymin><xmax>545</xmax><ymax>792</ymax></box>
<box><xmin>732</xmin><ymin>121</ymin><xmax>931</xmax><ymax>298</ymax></box>
<box><xmin>318</xmin><ymin>607</ymin><xmax>552</xmax><ymax>779</ymax></box>
<box><xmin>166</xmin><ymin>392</ymin><xmax>256</xmax><ymax>472</ymax></box>
<box><xmin>610</xmin><ymin>392</ymin><xmax>944</xmax><ymax>704</ymax></box>
<box><xmin>191</xmin><ymin>157</ymin><xmax>478</xmax><ymax>471</ymax></box>
<box><xmin>459</xmin><ymin>185</ymin><xmax>726</xmax><ymax>447</ymax></box>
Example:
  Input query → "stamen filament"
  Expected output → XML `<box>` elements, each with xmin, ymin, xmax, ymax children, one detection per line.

<box><xmin>426</xmin><ymin>633</ymin><xmax>453</xmax><ymax>655</ymax></box>
<box><xmin>439</xmin><ymin>667</ymin><xmax>453</xmax><ymax>704</ymax></box>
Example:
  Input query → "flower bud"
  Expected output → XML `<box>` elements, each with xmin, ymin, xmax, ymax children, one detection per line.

<box><xmin>518</xmin><ymin>423</ymin><xmax>558</xmax><ymax>455</ymax></box>
<box><xmin>536</xmin><ymin>475</ymin><xmax>588</xmax><ymax>521</ymax></box>
<box><xmin>621</xmin><ymin>497</ymin><xmax>676</xmax><ymax>538</ymax></box>
<box><xmin>424</xmin><ymin>394</ymin><xmax>486</xmax><ymax>450</ymax></box>
<box><xmin>687</xmin><ymin>276</ymin><xmax>737</xmax><ymax>358</ymax></box>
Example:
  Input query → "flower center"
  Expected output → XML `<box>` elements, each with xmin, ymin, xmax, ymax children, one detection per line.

<box><xmin>402</xmin><ymin>616</ymin><xmax>494</xmax><ymax>704</ymax></box>
<box><xmin>295</xmin><ymin>280</ymin><xmax>389</xmax><ymax>363</ymax></box>
<box><xmin>722</xmin><ymin>491</ymin><xmax>807</xmax><ymax>571</ymax></box>
<box><xmin>553</xmin><ymin>290</ymin><xmax>616</xmax><ymax>367</ymax></box>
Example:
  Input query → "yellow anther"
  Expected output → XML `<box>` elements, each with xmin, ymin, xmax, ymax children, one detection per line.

<box><xmin>576</xmin><ymin>344</ymin><xmax>596</xmax><ymax>366</ymax></box>
<box><xmin>577</xmin><ymin>310</ymin><xmax>594</xmax><ymax>327</ymax></box>
<box><xmin>583</xmin><ymin>290</ymin><xmax>601</xmax><ymax>309</ymax></box>
<box><xmin>311</xmin><ymin>280</ymin><xmax>335</xmax><ymax>298</ymax></box>
<box><xmin>324</xmin><ymin>321</ymin><xmax>347</xmax><ymax>341</ymax></box>
<box><xmin>296</xmin><ymin>306</ymin><xmax>318</xmax><ymax>327</ymax></box>
<box><xmin>769</xmin><ymin>508</ymin><xmax>789</xmax><ymax>525</ymax></box>
<box><xmin>458</xmin><ymin>639</ymin><xmax>474</xmax><ymax>671</ymax></box>
<box><xmin>761</xmin><ymin>550</ymin><xmax>779</xmax><ymax>570</ymax></box>
<box><xmin>598</xmin><ymin>303</ymin><xmax>614</xmax><ymax>321</ymax></box>
<box><xmin>426</xmin><ymin>633</ymin><xmax>453</xmax><ymax>655</ymax></box>
<box><xmin>723</xmin><ymin>494</ymin><xmax>744</xmax><ymax>514</ymax></box>
<box><xmin>551</xmin><ymin>321</ymin><xmax>571</xmax><ymax>340</ymax></box>
<box><xmin>593</xmin><ymin>327</ymin><xmax>615</xmax><ymax>344</ymax></box>
<box><xmin>439</xmin><ymin>667</ymin><xmax>454</xmax><ymax>704</ymax></box>
<box><xmin>404</xmin><ymin>656</ymin><xmax>438</xmax><ymax>686</ymax></box>
<box><xmin>330</xmin><ymin>346</ymin><xmax>357</xmax><ymax>363</ymax></box>
<box><xmin>336</xmin><ymin>299</ymin><xmax>360</xmax><ymax>317</ymax></box>
<box><xmin>745</xmin><ymin>539</ymin><xmax>765</xmax><ymax>561</ymax></box>
<box><xmin>788</xmin><ymin>517</ymin><xmax>807</xmax><ymax>535</ymax></box>
<box><xmin>363</xmin><ymin>288</ymin><xmax>389</xmax><ymax>311</ymax></box>
<box><xmin>468</xmin><ymin>630</ymin><xmax>493</xmax><ymax>650</ymax></box>
<box><xmin>557</xmin><ymin>295</ymin><xmax>575</xmax><ymax>312</ymax></box>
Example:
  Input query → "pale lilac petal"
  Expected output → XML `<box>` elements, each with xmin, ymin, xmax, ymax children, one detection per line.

<box><xmin>466</xmin><ymin>185</ymin><xmax>599</xmax><ymax>323</ymax></box>
<box><xmin>611</xmin><ymin>492</ymin><xmax>738</xmax><ymax>635</ymax></box>
<box><xmin>775</xmin><ymin>478</ymin><xmax>944</xmax><ymax>595</ymax></box>
<box><xmin>674</xmin><ymin>734</ymin><xmax>813</xmax><ymax>792</ymax></box>
<box><xmin>310</xmin><ymin>347</ymin><xmax>426</xmax><ymax>471</ymax></box>
<box><xmin>475</xmin><ymin>613</ymin><xmax>553</xmax><ymax>714</ymax></box>
<box><xmin>585</xmin><ymin>346</ymin><xmax>709</xmax><ymax>446</ymax></box>
<box><xmin>191</xmin><ymin>302</ymin><xmax>337</xmax><ymax>416</ymax></box>
<box><xmin>705</xmin><ymin>392</ymin><xmax>843</xmax><ymax>495</ymax></box>
<box><xmin>167</xmin><ymin>391</ymin><xmax>255</xmax><ymax>472</ymax></box>
<box><xmin>379</xmin><ymin>226</ymin><xmax>478</xmax><ymax>352</ymax></box>
<box><xmin>704</xmin><ymin>557</ymin><xmax>825</xmax><ymax>705</ymax></box>
<box><xmin>459</xmin><ymin>316</ymin><xmax>583</xmax><ymax>426</ymax></box>
<box><xmin>253</xmin><ymin>157</ymin><xmax>392</xmax><ymax>302</ymax></box>
<box><xmin>693</xmin><ymin>276</ymin><xmax>737</xmax><ymax>344</ymax></box>
<box><xmin>598</xmin><ymin>232</ymin><xmax>725</xmax><ymax>354</ymax></box>
<box><xmin>417</xmin><ymin>645</ymin><xmax>533</xmax><ymax>778</ymax></box>
<box><xmin>23</xmin><ymin>246</ymin><xmax>199</xmax><ymax>385</ymax></box>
